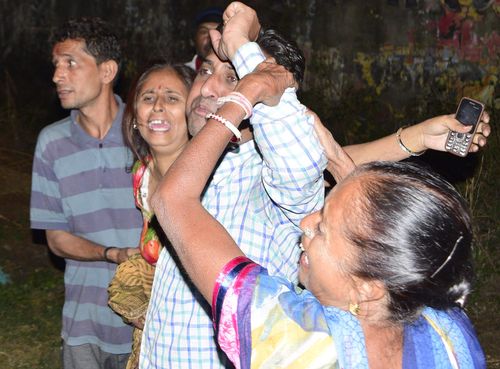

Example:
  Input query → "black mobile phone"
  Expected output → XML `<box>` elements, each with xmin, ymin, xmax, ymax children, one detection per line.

<box><xmin>445</xmin><ymin>97</ymin><xmax>485</xmax><ymax>157</ymax></box>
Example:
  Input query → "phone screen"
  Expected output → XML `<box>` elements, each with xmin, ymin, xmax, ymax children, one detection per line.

<box><xmin>456</xmin><ymin>99</ymin><xmax>483</xmax><ymax>127</ymax></box>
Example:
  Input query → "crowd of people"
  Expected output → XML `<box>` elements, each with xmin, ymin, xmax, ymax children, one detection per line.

<box><xmin>30</xmin><ymin>2</ymin><xmax>491</xmax><ymax>369</ymax></box>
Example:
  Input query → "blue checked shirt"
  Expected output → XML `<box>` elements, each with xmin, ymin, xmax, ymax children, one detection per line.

<box><xmin>139</xmin><ymin>42</ymin><xmax>327</xmax><ymax>369</ymax></box>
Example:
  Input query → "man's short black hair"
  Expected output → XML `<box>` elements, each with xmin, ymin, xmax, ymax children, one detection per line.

<box><xmin>257</xmin><ymin>28</ymin><xmax>305</xmax><ymax>87</ymax></box>
<box><xmin>51</xmin><ymin>17</ymin><xmax>121</xmax><ymax>66</ymax></box>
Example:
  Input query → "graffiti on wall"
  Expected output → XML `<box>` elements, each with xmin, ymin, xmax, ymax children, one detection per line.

<box><xmin>435</xmin><ymin>0</ymin><xmax>499</xmax><ymax>62</ymax></box>
<box><xmin>306</xmin><ymin>0</ymin><xmax>499</xmax><ymax>110</ymax></box>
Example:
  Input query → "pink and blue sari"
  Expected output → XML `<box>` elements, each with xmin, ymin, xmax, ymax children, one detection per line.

<box><xmin>212</xmin><ymin>257</ymin><xmax>485</xmax><ymax>369</ymax></box>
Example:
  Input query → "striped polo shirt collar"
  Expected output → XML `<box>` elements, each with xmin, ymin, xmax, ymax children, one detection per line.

<box><xmin>69</xmin><ymin>94</ymin><xmax>125</xmax><ymax>146</ymax></box>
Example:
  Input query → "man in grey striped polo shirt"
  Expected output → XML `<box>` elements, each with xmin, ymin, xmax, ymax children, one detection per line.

<box><xmin>30</xmin><ymin>17</ymin><xmax>142</xmax><ymax>369</ymax></box>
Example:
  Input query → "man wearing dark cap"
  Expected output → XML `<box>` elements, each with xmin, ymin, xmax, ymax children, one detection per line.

<box><xmin>185</xmin><ymin>6</ymin><xmax>223</xmax><ymax>71</ymax></box>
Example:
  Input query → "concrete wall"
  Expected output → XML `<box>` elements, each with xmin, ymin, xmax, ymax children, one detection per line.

<box><xmin>0</xmin><ymin>0</ymin><xmax>498</xmax><ymax>148</ymax></box>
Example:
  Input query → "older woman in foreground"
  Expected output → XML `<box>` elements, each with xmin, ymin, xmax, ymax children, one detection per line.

<box><xmin>151</xmin><ymin>54</ymin><xmax>485</xmax><ymax>368</ymax></box>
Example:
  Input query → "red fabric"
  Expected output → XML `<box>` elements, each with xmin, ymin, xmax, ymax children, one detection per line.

<box><xmin>195</xmin><ymin>56</ymin><xmax>203</xmax><ymax>71</ymax></box>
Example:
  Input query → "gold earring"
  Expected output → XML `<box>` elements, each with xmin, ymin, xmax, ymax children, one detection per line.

<box><xmin>348</xmin><ymin>302</ymin><xmax>360</xmax><ymax>316</ymax></box>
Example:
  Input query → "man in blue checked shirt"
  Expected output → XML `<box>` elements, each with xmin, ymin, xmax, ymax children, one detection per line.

<box><xmin>140</xmin><ymin>2</ymin><xmax>491</xmax><ymax>369</ymax></box>
<box><xmin>140</xmin><ymin>4</ymin><xmax>326</xmax><ymax>368</ymax></box>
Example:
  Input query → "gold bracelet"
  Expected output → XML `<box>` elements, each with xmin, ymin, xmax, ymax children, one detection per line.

<box><xmin>396</xmin><ymin>126</ymin><xmax>426</xmax><ymax>157</ymax></box>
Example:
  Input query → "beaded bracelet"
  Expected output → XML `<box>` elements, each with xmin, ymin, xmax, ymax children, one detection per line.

<box><xmin>396</xmin><ymin>126</ymin><xmax>426</xmax><ymax>157</ymax></box>
<box><xmin>206</xmin><ymin>113</ymin><xmax>242</xmax><ymax>142</ymax></box>
<box><xmin>217</xmin><ymin>92</ymin><xmax>253</xmax><ymax>120</ymax></box>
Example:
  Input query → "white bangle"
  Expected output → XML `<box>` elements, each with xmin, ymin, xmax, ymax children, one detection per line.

<box><xmin>396</xmin><ymin>126</ymin><xmax>426</xmax><ymax>157</ymax></box>
<box><xmin>206</xmin><ymin>113</ymin><xmax>242</xmax><ymax>142</ymax></box>
<box><xmin>217</xmin><ymin>92</ymin><xmax>253</xmax><ymax>120</ymax></box>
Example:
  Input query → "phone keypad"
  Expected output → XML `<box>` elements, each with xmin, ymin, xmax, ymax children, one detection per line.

<box><xmin>445</xmin><ymin>131</ymin><xmax>473</xmax><ymax>157</ymax></box>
